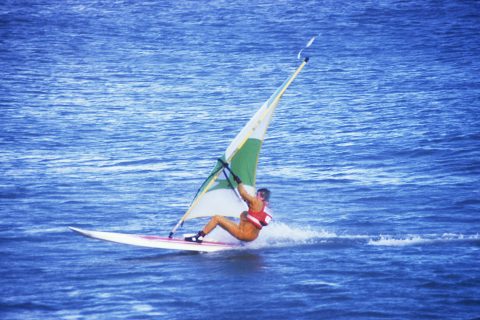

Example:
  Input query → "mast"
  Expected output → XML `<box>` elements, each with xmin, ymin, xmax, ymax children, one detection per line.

<box><xmin>169</xmin><ymin>39</ymin><xmax>314</xmax><ymax>238</ymax></box>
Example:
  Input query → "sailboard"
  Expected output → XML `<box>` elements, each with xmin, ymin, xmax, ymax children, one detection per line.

<box><xmin>69</xmin><ymin>227</ymin><xmax>238</xmax><ymax>252</ymax></box>
<box><xmin>70</xmin><ymin>38</ymin><xmax>313</xmax><ymax>252</ymax></box>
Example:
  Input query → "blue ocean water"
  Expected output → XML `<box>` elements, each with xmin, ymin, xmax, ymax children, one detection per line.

<box><xmin>1</xmin><ymin>0</ymin><xmax>480</xmax><ymax>319</ymax></box>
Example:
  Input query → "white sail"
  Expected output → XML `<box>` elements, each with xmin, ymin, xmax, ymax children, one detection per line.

<box><xmin>170</xmin><ymin>57</ymin><xmax>309</xmax><ymax>236</ymax></box>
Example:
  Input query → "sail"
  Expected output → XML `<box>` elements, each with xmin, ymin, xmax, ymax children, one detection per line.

<box><xmin>170</xmin><ymin>58</ymin><xmax>309</xmax><ymax>235</ymax></box>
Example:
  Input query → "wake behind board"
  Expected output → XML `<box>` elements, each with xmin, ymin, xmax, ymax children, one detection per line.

<box><xmin>69</xmin><ymin>227</ymin><xmax>238</xmax><ymax>252</ymax></box>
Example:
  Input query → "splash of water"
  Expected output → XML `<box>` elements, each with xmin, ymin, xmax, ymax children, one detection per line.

<box><xmin>207</xmin><ymin>222</ymin><xmax>333</xmax><ymax>249</ymax></box>
<box><xmin>246</xmin><ymin>222</ymin><xmax>337</xmax><ymax>249</ymax></box>
<box><xmin>208</xmin><ymin>223</ymin><xmax>479</xmax><ymax>249</ymax></box>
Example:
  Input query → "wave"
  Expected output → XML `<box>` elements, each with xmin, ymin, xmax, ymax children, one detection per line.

<box><xmin>210</xmin><ymin>223</ymin><xmax>479</xmax><ymax>249</ymax></box>
<box><xmin>367</xmin><ymin>233</ymin><xmax>480</xmax><ymax>246</ymax></box>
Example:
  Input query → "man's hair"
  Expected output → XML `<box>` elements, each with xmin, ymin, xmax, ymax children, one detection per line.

<box><xmin>257</xmin><ymin>188</ymin><xmax>271</xmax><ymax>202</ymax></box>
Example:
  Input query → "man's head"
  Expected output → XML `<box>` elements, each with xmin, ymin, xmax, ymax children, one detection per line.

<box><xmin>256</xmin><ymin>188</ymin><xmax>271</xmax><ymax>203</ymax></box>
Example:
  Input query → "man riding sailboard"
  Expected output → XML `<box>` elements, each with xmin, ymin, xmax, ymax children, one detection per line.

<box><xmin>69</xmin><ymin>37</ymin><xmax>314</xmax><ymax>253</ymax></box>
<box><xmin>185</xmin><ymin>161</ymin><xmax>272</xmax><ymax>243</ymax></box>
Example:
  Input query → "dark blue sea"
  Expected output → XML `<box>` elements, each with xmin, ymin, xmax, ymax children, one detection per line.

<box><xmin>1</xmin><ymin>1</ymin><xmax>479</xmax><ymax>319</ymax></box>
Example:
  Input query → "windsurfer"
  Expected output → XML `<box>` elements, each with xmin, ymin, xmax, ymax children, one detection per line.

<box><xmin>185</xmin><ymin>171</ymin><xmax>272</xmax><ymax>243</ymax></box>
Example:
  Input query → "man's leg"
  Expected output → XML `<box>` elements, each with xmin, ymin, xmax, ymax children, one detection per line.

<box><xmin>185</xmin><ymin>215</ymin><xmax>242</xmax><ymax>243</ymax></box>
<box><xmin>203</xmin><ymin>215</ymin><xmax>243</xmax><ymax>239</ymax></box>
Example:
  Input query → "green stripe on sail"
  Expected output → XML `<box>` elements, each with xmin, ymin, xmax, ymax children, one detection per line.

<box><xmin>232</xmin><ymin>138</ymin><xmax>262</xmax><ymax>186</ymax></box>
<box><xmin>210</xmin><ymin>138</ymin><xmax>262</xmax><ymax>191</ymax></box>
<box><xmin>195</xmin><ymin>159</ymin><xmax>225</xmax><ymax>196</ymax></box>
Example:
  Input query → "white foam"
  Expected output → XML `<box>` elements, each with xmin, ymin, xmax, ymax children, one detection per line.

<box><xmin>368</xmin><ymin>235</ymin><xmax>429</xmax><ymax>246</ymax></box>
<box><xmin>368</xmin><ymin>233</ymin><xmax>480</xmax><ymax>246</ymax></box>
<box><xmin>298</xmin><ymin>279</ymin><xmax>341</xmax><ymax>287</ymax></box>
<box><xmin>132</xmin><ymin>304</ymin><xmax>154</xmax><ymax>312</ymax></box>
<box><xmin>207</xmin><ymin>222</ymin><xmax>479</xmax><ymax>249</ymax></box>
<box><xmin>204</xmin><ymin>222</ymin><xmax>332</xmax><ymax>249</ymax></box>
<box><xmin>259</xmin><ymin>222</ymin><xmax>336</xmax><ymax>242</ymax></box>
<box><xmin>245</xmin><ymin>223</ymin><xmax>337</xmax><ymax>250</ymax></box>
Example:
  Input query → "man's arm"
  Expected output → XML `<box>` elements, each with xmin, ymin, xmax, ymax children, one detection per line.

<box><xmin>219</xmin><ymin>160</ymin><xmax>261</xmax><ymax>207</ymax></box>
<box><xmin>237</xmin><ymin>183</ymin><xmax>258</xmax><ymax>206</ymax></box>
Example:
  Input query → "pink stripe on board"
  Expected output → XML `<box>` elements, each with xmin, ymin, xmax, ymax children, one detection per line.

<box><xmin>137</xmin><ymin>235</ymin><xmax>235</xmax><ymax>247</ymax></box>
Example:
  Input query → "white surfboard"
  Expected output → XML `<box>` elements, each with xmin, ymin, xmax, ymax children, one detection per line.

<box><xmin>69</xmin><ymin>227</ymin><xmax>239</xmax><ymax>252</ymax></box>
